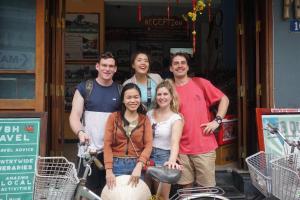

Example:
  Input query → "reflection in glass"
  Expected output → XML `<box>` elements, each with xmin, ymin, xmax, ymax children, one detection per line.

<box><xmin>0</xmin><ymin>0</ymin><xmax>36</xmax><ymax>70</ymax></box>
<box><xmin>0</xmin><ymin>74</ymin><xmax>35</xmax><ymax>99</ymax></box>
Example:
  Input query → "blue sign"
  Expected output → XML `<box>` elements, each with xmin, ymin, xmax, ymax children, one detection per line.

<box><xmin>290</xmin><ymin>20</ymin><xmax>300</xmax><ymax>32</ymax></box>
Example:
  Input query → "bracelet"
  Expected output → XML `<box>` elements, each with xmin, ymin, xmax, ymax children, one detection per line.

<box><xmin>76</xmin><ymin>130</ymin><xmax>85</xmax><ymax>136</ymax></box>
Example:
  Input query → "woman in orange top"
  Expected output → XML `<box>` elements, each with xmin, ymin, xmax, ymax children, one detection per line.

<box><xmin>104</xmin><ymin>83</ymin><xmax>153</xmax><ymax>189</ymax></box>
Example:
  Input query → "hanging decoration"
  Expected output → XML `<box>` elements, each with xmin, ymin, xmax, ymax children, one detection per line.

<box><xmin>137</xmin><ymin>2</ymin><xmax>142</xmax><ymax>23</ymax></box>
<box><xmin>176</xmin><ymin>0</ymin><xmax>179</xmax><ymax>4</ymax></box>
<box><xmin>207</xmin><ymin>0</ymin><xmax>212</xmax><ymax>22</ymax></box>
<box><xmin>167</xmin><ymin>0</ymin><xmax>171</xmax><ymax>19</ymax></box>
<box><xmin>182</xmin><ymin>0</ymin><xmax>207</xmax><ymax>53</ymax></box>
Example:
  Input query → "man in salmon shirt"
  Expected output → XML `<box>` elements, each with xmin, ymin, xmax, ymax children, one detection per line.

<box><xmin>169</xmin><ymin>52</ymin><xmax>229</xmax><ymax>187</ymax></box>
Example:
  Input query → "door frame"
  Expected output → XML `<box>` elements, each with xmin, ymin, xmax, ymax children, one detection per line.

<box><xmin>236</xmin><ymin>0</ymin><xmax>274</xmax><ymax>167</ymax></box>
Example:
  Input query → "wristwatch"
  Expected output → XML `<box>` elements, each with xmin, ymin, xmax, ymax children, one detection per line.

<box><xmin>214</xmin><ymin>116</ymin><xmax>223</xmax><ymax>125</ymax></box>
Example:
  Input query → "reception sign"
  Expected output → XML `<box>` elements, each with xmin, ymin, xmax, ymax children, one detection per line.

<box><xmin>256</xmin><ymin>108</ymin><xmax>300</xmax><ymax>157</ymax></box>
<box><xmin>0</xmin><ymin>113</ymin><xmax>47</xmax><ymax>200</ymax></box>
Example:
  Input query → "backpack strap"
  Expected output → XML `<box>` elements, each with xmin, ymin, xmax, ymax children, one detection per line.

<box><xmin>82</xmin><ymin>79</ymin><xmax>94</xmax><ymax>126</ymax></box>
<box><xmin>117</xmin><ymin>83</ymin><xmax>123</xmax><ymax>96</ymax></box>
<box><xmin>146</xmin><ymin>78</ymin><xmax>152</xmax><ymax>109</ymax></box>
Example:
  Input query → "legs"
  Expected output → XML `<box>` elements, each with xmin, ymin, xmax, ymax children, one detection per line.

<box><xmin>149</xmin><ymin>148</ymin><xmax>171</xmax><ymax>199</ymax></box>
<box><xmin>156</xmin><ymin>182</ymin><xmax>172</xmax><ymax>200</ymax></box>
<box><xmin>177</xmin><ymin>151</ymin><xmax>216</xmax><ymax>187</ymax></box>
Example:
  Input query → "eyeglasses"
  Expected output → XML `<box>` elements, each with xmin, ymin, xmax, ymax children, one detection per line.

<box><xmin>152</xmin><ymin>123</ymin><xmax>157</xmax><ymax>138</ymax></box>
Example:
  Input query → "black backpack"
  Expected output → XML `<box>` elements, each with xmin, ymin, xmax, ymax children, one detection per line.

<box><xmin>81</xmin><ymin>79</ymin><xmax>122</xmax><ymax>126</ymax></box>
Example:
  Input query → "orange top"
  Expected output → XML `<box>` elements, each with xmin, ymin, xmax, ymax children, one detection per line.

<box><xmin>104</xmin><ymin>112</ymin><xmax>153</xmax><ymax>169</ymax></box>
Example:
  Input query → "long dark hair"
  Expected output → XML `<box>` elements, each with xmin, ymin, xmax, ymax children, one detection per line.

<box><xmin>120</xmin><ymin>83</ymin><xmax>146</xmax><ymax>126</ymax></box>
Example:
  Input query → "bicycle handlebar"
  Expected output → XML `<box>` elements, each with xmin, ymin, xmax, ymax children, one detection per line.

<box><xmin>265</xmin><ymin>123</ymin><xmax>300</xmax><ymax>152</ymax></box>
<box><xmin>79</xmin><ymin>144</ymin><xmax>104</xmax><ymax>170</ymax></box>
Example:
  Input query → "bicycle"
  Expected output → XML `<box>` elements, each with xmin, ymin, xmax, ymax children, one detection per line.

<box><xmin>33</xmin><ymin>145</ymin><xmax>230</xmax><ymax>200</ymax></box>
<box><xmin>246</xmin><ymin>122</ymin><xmax>300</xmax><ymax>200</ymax></box>
<box><xmin>34</xmin><ymin>145</ymin><xmax>102</xmax><ymax>200</ymax></box>
<box><xmin>146</xmin><ymin>167</ymin><xmax>230</xmax><ymax>200</ymax></box>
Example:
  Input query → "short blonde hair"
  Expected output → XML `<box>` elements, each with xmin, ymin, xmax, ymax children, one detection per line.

<box><xmin>153</xmin><ymin>79</ymin><xmax>179</xmax><ymax>113</ymax></box>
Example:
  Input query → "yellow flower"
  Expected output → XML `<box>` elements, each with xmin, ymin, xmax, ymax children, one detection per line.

<box><xmin>182</xmin><ymin>14</ymin><xmax>188</xmax><ymax>22</ymax></box>
<box><xmin>196</xmin><ymin>0</ymin><xmax>206</xmax><ymax>11</ymax></box>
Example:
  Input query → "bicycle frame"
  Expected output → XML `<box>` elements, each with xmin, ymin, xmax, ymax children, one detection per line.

<box><xmin>74</xmin><ymin>146</ymin><xmax>102</xmax><ymax>200</ymax></box>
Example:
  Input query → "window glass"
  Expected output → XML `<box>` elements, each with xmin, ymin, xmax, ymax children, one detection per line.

<box><xmin>0</xmin><ymin>0</ymin><xmax>36</xmax><ymax>70</ymax></box>
<box><xmin>0</xmin><ymin>74</ymin><xmax>35</xmax><ymax>99</ymax></box>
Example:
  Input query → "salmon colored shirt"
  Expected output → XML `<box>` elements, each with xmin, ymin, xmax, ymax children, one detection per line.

<box><xmin>176</xmin><ymin>78</ymin><xmax>224</xmax><ymax>154</ymax></box>
<box><xmin>104</xmin><ymin>112</ymin><xmax>153</xmax><ymax>169</ymax></box>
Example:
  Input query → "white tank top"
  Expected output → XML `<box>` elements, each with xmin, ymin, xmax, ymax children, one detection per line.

<box><xmin>147</xmin><ymin>110</ymin><xmax>182</xmax><ymax>150</ymax></box>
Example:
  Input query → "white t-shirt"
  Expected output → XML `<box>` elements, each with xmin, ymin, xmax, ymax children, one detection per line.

<box><xmin>147</xmin><ymin>110</ymin><xmax>182</xmax><ymax>150</ymax></box>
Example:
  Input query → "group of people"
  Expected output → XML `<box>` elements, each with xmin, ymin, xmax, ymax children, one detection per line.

<box><xmin>69</xmin><ymin>51</ymin><xmax>229</xmax><ymax>199</ymax></box>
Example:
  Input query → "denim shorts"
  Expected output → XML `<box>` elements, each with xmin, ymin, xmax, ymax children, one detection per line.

<box><xmin>113</xmin><ymin>157</ymin><xmax>137</xmax><ymax>176</ymax></box>
<box><xmin>150</xmin><ymin>147</ymin><xmax>170</xmax><ymax>167</ymax></box>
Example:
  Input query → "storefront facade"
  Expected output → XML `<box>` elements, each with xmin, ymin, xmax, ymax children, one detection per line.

<box><xmin>1</xmin><ymin>0</ymin><xmax>298</xmax><ymax>167</ymax></box>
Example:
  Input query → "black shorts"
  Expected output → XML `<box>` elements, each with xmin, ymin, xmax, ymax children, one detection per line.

<box><xmin>77</xmin><ymin>152</ymin><xmax>106</xmax><ymax>195</ymax></box>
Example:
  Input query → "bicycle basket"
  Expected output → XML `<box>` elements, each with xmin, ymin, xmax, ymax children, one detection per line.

<box><xmin>33</xmin><ymin>157</ymin><xmax>79</xmax><ymax>200</ymax></box>
<box><xmin>270</xmin><ymin>153</ymin><xmax>300</xmax><ymax>200</ymax></box>
<box><xmin>245</xmin><ymin>151</ymin><xmax>274</xmax><ymax>197</ymax></box>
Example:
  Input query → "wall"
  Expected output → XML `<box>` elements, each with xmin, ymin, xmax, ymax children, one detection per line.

<box><xmin>273</xmin><ymin>0</ymin><xmax>300</xmax><ymax>107</ymax></box>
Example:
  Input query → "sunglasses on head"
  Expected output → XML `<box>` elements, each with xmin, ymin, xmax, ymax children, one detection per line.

<box><xmin>152</xmin><ymin>123</ymin><xmax>157</xmax><ymax>137</ymax></box>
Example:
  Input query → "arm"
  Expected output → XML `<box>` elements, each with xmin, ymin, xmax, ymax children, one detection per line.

<box><xmin>129</xmin><ymin>117</ymin><xmax>153</xmax><ymax>187</ymax></box>
<box><xmin>201</xmin><ymin>95</ymin><xmax>230</xmax><ymax>134</ymax></box>
<box><xmin>103</xmin><ymin>113</ymin><xmax>116</xmax><ymax>170</ymax></box>
<box><xmin>69</xmin><ymin>90</ymin><xmax>90</xmax><ymax>143</ymax></box>
<box><xmin>165</xmin><ymin>118</ymin><xmax>183</xmax><ymax>169</ymax></box>
<box><xmin>104</xmin><ymin>113</ymin><xmax>116</xmax><ymax>189</ymax></box>
<box><xmin>215</xmin><ymin>95</ymin><xmax>230</xmax><ymax>119</ymax></box>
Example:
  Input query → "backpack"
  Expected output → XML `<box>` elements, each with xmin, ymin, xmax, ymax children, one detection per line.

<box><xmin>81</xmin><ymin>79</ymin><xmax>122</xmax><ymax>126</ymax></box>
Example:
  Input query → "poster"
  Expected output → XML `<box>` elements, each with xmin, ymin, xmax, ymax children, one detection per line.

<box><xmin>65</xmin><ymin>64</ymin><xmax>97</xmax><ymax>111</ymax></box>
<box><xmin>256</xmin><ymin>108</ymin><xmax>300</xmax><ymax>157</ymax></box>
<box><xmin>65</xmin><ymin>13</ymin><xmax>99</xmax><ymax>60</ymax></box>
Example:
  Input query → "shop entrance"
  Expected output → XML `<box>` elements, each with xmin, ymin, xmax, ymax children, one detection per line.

<box><xmin>46</xmin><ymin>0</ymin><xmax>273</xmax><ymax>168</ymax></box>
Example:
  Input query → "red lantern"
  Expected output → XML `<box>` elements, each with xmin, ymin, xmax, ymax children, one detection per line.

<box><xmin>192</xmin><ymin>23</ymin><xmax>196</xmax><ymax>53</ymax></box>
<box><xmin>167</xmin><ymin>1</ymin><xmax>170</xmax><ymax>19</ymax></box>
<box><xmin>137</xmin><ymin>2</ymin><xmax>142</xmax><ymax>22</ymax></box>
<box><xmin>208</xmin><ymin>0</ymin><xmax>212</xmax><ymax>22</ymax></box>
<box><xmin>192</xmin><ymin>0</ymin><xmax>196</xmax><ymax>54</ymax></box>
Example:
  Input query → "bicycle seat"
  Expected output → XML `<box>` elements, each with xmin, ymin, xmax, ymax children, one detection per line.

<box><xmin>146</xmin><ymin>166</ymin><xmax>181</xmax><ymax>184</ymax></box>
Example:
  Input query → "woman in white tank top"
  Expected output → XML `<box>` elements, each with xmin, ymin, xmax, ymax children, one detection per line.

<box><xmin>146</xmin><ymin>79</ymin><xmax>183</xmax><ymax>200</ymax></box>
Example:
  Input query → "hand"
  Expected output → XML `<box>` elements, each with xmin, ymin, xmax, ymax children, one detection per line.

<box><xmin>164</xmin><ymin>160</ymin><xmax>183</xmax><ymax>170</ymax></box>
<box><xmin>106</xmin><ymin>169</ymin><xmax>116</xmax><ymax>190</ymax></box>
<box><xmin>200</xmin><ymin>120</ymin><xmax>220</xmax><ymax>135</ymax></box>
<box><xmin>78</xmin><ymin>131</ymin><xmax>90</xmax><ymax>145</ymax></box>
<box><xmin>128</xmin><ymin>162</ymin><xmax>142</xmax><ymax>187</ymax></box>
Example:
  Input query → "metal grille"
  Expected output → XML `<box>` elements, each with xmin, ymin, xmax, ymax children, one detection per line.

<box><xmin>245</xmin><ymin>151</ymin><xmax>274</xmax><ymax>197</ymax></box>
<box><xmin>33</xmin><ymin>157</ymin><xmax>79</xmax><ymax>200</ymax></box>
<box><xmin>270</xmin><ymin>153</ymin><xmax>300</xmax><ymax>200</ymax></box>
